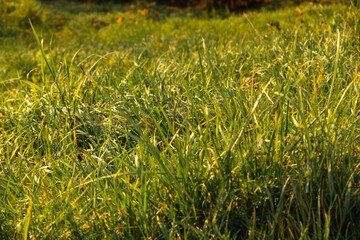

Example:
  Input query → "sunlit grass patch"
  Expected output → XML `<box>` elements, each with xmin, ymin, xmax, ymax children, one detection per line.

<box><xmin>1</xmin><ymin>1</ymin><xmax>360</xmax><ymax>239</ymax></box>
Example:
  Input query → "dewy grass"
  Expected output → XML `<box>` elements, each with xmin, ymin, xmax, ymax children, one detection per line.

<box><xmin>1</xmin><ymin>1</ymin><xmax>360</xmax><ymax>239</ymax></box>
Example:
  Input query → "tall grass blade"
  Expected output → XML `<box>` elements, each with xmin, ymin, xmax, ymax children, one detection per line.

<box><xmin>327</xmin><ymin>29</ymin><xmax>341</xmax><ymax>109</ymax></box>
<box><xmin>29</xmin><ymin>19</ymin><xmax>56</xmax><ymax>81</ymax></box>
<box><xmin>23</xmin><ymin>198</ymin><xmax>32</xmax><ymax>240</ymax></box>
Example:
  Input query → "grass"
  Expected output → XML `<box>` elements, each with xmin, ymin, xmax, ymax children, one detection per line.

<box><xmin>1</xmin><ymin>0</ymin><xmax>360</xmax><ymax>239</ymax></box>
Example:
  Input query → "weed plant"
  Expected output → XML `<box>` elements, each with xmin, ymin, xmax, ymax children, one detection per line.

<box><xmin>1</xmin><ymin>1</ymin><xmax>360</xmax><ymax>239</ymax></box>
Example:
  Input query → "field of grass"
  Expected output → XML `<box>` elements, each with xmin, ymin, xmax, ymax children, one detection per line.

<box><xmin>1</xmin><ymin>0</ymin><xmax>360</xmax><ymax>239</ymax></box>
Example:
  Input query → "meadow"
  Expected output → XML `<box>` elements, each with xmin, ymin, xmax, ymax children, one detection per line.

<box><xmin>1</xmin><ymin>0</ymin><xmax>360</xmax><ymax>239</ymax></box>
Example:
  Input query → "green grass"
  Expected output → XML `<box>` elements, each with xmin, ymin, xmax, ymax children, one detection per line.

<box><xmin>1</xmin><ymin>0</ymin><xmax>360</xmax><ymax>239</ymax></box>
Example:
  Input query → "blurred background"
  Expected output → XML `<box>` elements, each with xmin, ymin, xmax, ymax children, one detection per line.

<box><xmin>38</xmin><ymin>0</ymin><xmax>345</xmax><ymax>10</ymax></box>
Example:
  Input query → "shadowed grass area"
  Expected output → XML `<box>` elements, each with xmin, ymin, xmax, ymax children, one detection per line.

<box><xmin>1</xmin><ymin>0</ymin><xmax>360</xmax><ymax>239</ymax></box>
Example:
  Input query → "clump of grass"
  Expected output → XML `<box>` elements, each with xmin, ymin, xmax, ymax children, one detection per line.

<box><xmin>1</xmin><ymin>1</ymin><xmax>360</xmax><ymax>239</ymax></box>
